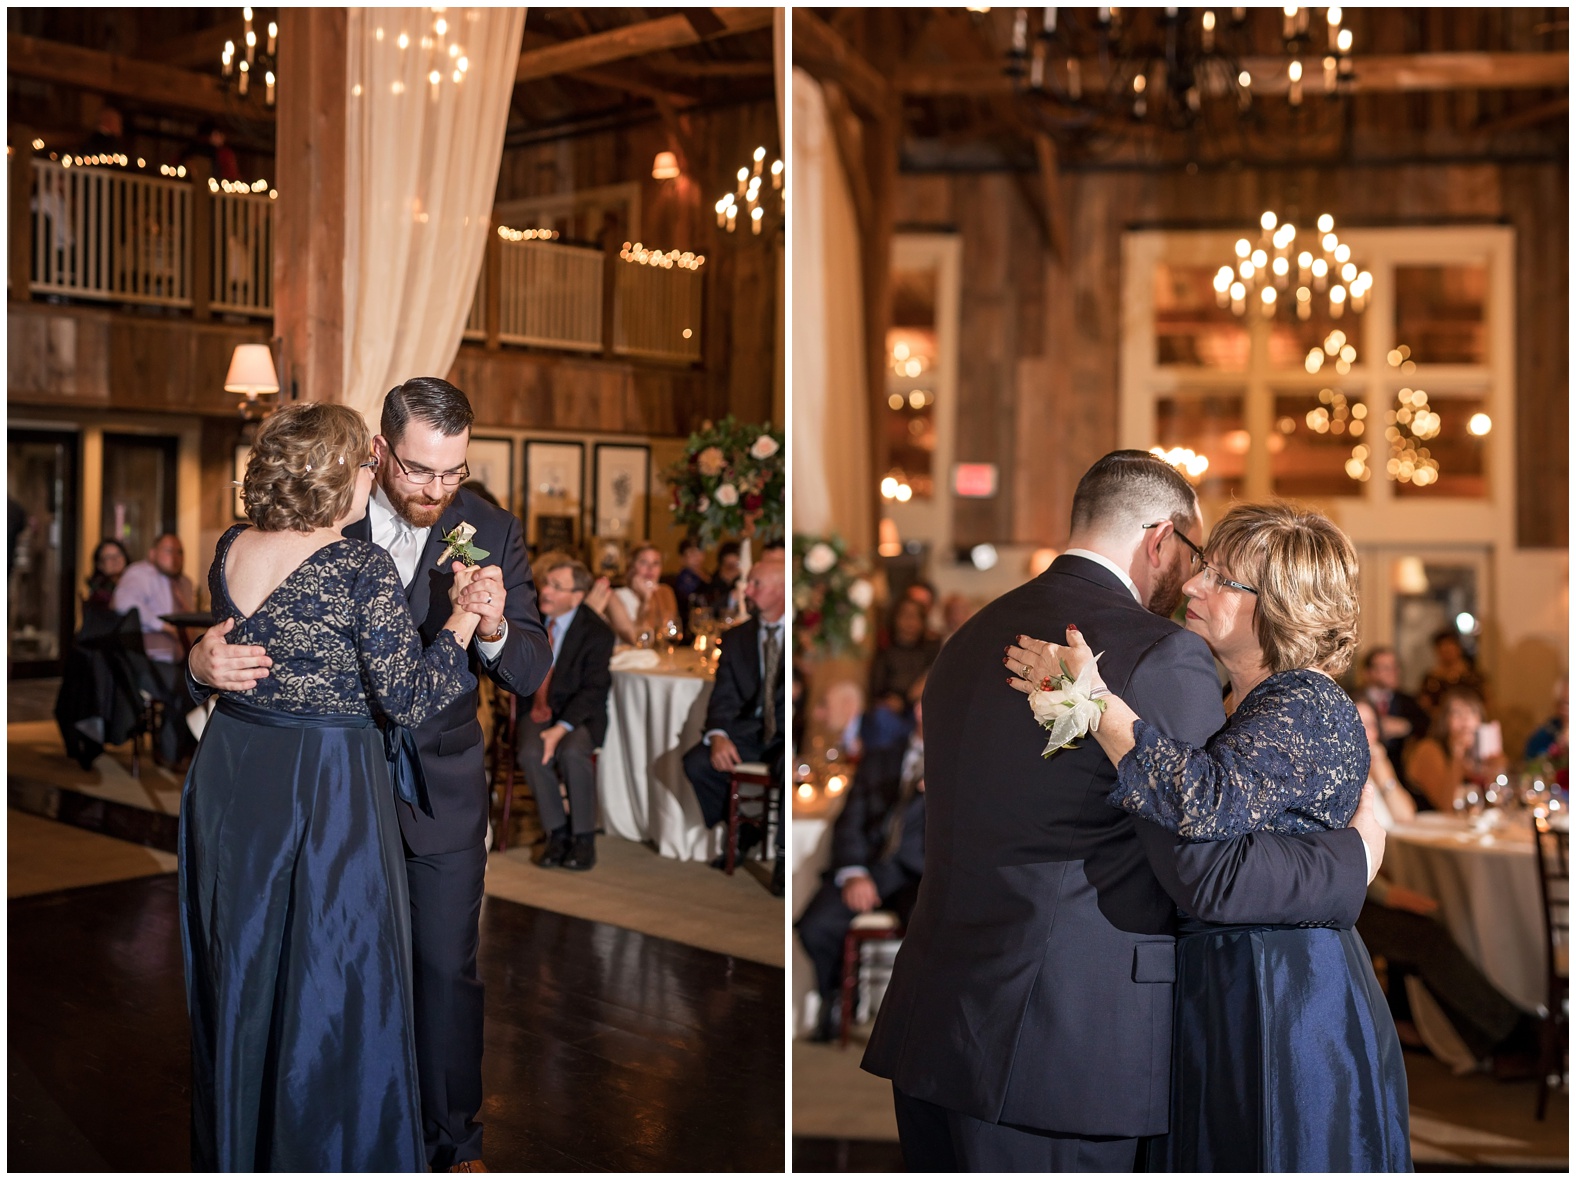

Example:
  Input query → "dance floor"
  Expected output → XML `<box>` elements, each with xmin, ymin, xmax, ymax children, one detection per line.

<box><xmin>8</xmin><ymin>873</ymin><xmax>785</xmax><ymax>1171</ymax></box>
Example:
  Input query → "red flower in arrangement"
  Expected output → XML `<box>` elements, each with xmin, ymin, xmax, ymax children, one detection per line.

<box><xmin>743</xmin><ymin>493</ymin><xmax>762</xmax><ymax>512</ymax></box>
<box><xmin>800</xmin><ymin>610</ymin><xmax>823</xmax><ymax>628</ymax></box>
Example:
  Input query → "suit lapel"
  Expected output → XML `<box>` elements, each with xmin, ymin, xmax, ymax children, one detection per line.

<box><xmin>410</xmin><ymin>495</ymin><xmax>467</xmax><ymax>624</ymax></box>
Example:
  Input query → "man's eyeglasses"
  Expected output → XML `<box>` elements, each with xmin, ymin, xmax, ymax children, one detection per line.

<box><xmin>386</xmin><ymin>447</ymin><xmax>469</xmax><ymax>488</ymax></box>
<box><xmin>1142</xmin><ymin>521</ymin><xmax>1258</xmax><ymax>595</ymax></box>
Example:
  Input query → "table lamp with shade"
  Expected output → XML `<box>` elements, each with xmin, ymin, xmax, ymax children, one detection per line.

<box><xmin>225</xmin><ymin>343</ymin><xmax>280</xmax><ymax>419</ymax></box>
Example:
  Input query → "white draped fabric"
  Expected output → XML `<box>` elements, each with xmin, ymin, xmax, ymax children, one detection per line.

<box><xmin>791</xmin><ymin>68</ymin><xmax>874</xmax><ymax>556</ymax></box>
<box><xmin>342</xmin><ymin>7</ymin><xmax>526</xmax><ymax>427</ymax></box>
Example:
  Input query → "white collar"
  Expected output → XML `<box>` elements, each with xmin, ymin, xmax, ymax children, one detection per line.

<box><xmin>1062</xmin><ymin>548</ymin><xmax>1143</xmax><ymax>605</ymax></box>
<box><xmin>369</xmin><ymin>483</ymin><xmax>424</xmax><ymax>536</ymax></box>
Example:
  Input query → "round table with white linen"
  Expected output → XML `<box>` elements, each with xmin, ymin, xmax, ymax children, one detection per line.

<box><xmin>596</xmin><ymin>657</ymin><xmax>718</xmax><ymax>861</ymax></box>
<box><xmin>1383</xmin><ymin>810</ymin><xmax>1549</xmax><ymax>1014</ymax></box>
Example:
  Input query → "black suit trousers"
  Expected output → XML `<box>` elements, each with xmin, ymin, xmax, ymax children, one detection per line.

<box><xmin>893</xmin><ymin>1085</ymin><xmax>1140</xmax><ymax>1173</ymax></box>
<box><xmin>797</xmin><ymin>878</ymin><xmax>921</xmax><ymax>1003</ymax></box>
<box><xmin>682</xmin><ymin>732</ymin><xmax>779</xmax><ymax>828</ymax></box>
<box><xmin>406</xmin><ymin>842</ymin><xmax>487</xmax><ymax>1169</ymax></box>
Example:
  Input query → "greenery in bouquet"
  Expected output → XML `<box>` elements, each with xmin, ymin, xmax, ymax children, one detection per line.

<box><xmin>793</xmin><ymin>534</ymin><xmax>875</xmax><ymax>657</ymax></box>
<box><xmin>663</xmin><ymin>417</ymin><xmax>785</xmax><ymax>548</ymax></box>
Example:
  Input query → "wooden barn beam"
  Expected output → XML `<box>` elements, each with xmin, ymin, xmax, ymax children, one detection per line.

<box><xmin>147</xmin><ymin>19</ymin><xmax>247</xmax><ymax>69</ymax></box>
<box><xmin>8</xmin><ymin>34</ymin><xmax>274</xmax><ymax>120</ymax></box>
<box><xmin>515</xmin><ymin>9</ymin><xmax>773</xmax><ymax>84</ymax></box>
<box><xmin>791</xmin><ymin>9</ymin><xmax>890</xmax><ymax>121</ymax></box>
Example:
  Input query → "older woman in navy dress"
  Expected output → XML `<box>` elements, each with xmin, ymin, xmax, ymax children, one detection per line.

<box><xmin>1010</xmin><ymin>502</ymin><xmax>1410</xmax><ymax>1172</ymax></box>
<box><xmin>180</xmin><ymin>404</ymin><xmax>483</xmax><ymax>1171</ymax></box>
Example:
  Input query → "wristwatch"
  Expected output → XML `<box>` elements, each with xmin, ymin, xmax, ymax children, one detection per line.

<box><xmin>477</xmin><ymin>619</ymin><xmax>507</xmax><ymax>644</ymax></box>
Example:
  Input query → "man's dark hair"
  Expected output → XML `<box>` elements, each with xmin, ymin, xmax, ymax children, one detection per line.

<box><xmin>679</xmin><ymin>537</ymin><xmax>702</xmax><ymax>556</ymax></box>
<box><xmin>1069</xmin><ymin>450</ymin><xmax>1199</xmax><ymax>536</ymax></box>
<box><xmin>716</xmin><ymin>540</ymin><xmax>742</xmax><ymax>562</ymax></box>
<box><xmin>381</xmin><ymin>377</ymin><xmax>474</xmax><ymax>443</ymax></box>
<box><xmin>1362</xmin><ymin>646</ymin><xmax>1396</xmax><ymax>672</ymax></box>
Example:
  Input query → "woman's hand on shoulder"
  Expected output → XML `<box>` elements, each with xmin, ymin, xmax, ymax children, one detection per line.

<box><xmin>1005</xmin><ymin>625</ymin><xmax>1102</xmax><ymax>695</ymax></box>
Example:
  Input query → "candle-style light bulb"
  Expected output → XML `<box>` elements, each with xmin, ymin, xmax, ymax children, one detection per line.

<box><xmin>238</xmin><ymin>59</ymin><xmax>250</xmax><ymax>95</ymax></box>
<box><xmin>268</xmin><ymin>21</ymin><xmax>277</xmax><ymax>55</ymax></box>
<box><xmin>266</xmin><ymin>70</ymin><xmax>275</xmax><ymax>105</ymax></box>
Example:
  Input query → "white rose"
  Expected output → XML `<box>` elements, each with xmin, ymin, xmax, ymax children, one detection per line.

<box><xmin>749</xmin><ymin>434</ymin><xmax>780</xmax><ymax>460</ymax></box>
<box><xmin>848</xmin><ymin>578</ymin><xmax>874</xmax><ymax>609</ymax></box>
<box><xmin>849</xmin><ymin>614</ymin><xmax>868</xmax><ymax>644</ymax></box>
<box><xmin>714</xmin><ymin>483</ymin><xmax>739</xmax><ymax>507</ymax></box>
<box><xmin>1028</xmin><ymin>687</ymin><xmax>1071</xmax><ymax>726</ymax></box>
<box><xmin>803</xmin><ymin>542</ymin><xmax>837</xmax><ymax>574</ymax></box>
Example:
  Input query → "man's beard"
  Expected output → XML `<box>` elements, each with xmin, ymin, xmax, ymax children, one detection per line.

<box><xmin>1146</xmin><ymin>559</ymin><xmax>1187</xmax><ymax>619</ymax></box>
<box><xmin>381</xmin><ymin>474</ymin><xmax>457</xmax><ymax>529</ymax></box>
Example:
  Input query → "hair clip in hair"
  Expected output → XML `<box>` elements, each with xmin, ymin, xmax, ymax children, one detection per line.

<box><xmin>337</xmin><ymin>455</ymin><xmax>345</xmax><ymax>464</ymax></box>
<box><xmin>304</xmin><ymin>464</ymin><xmax>312</xmax><ymax>472</ymax></box>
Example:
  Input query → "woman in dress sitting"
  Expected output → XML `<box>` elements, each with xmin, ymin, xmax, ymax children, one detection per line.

<box><xmin>1008</xmin><ymin>501</ymin><xmax>1410</xmax><ymax>1172</ymax></box>
<box><xmin>181</xmin><ymin>403</ymin><xmax>483</xmax><ymax>1171</ymax></box>
<box><xmin>84</xmin><ymin>538</ymin><xmax>130</xmax><ymax>612</ymax></box>
<box><xmin>1404</xmin><ymin>686</ymin><xmax>1503</xmax><ymax>812</ymax></box>
<box><xmin>603</xmin><ymin>542</ymin><xmax>680</xmax><ymax>645</ymax></box>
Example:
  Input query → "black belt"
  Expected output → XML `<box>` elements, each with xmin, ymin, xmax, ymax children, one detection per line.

<box><xmin>214</xmin><ymin>696</ymin><xmax>434</xmax><ymax>818</ymax></box>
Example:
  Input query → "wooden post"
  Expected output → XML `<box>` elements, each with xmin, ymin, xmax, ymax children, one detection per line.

<box><xmin>10</xmin><ymin>133</ymin><xmax>34</xmax><ymax>301</ymax></box>
<box><xmin>273</xmin><ymin>8</ymin><xmax>347</xmax><ymax>405</ymax></box>
<box><xmin>484</xmin><ymin>214</ymin><xmax>502</xmax><ymax>351</ymax></box>
<box><xmin>188</xmin><ymin>155</ymin><xmax>213</xmax><ymax>321</ymax></box>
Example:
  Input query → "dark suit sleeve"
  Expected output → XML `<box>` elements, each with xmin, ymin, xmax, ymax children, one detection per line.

<box><xmin>830</xmin><ymin>762</ymin><xmax>880</xmax><ymax>872</ymax></box>
<box><xmin>871</xmin><ymin>798</ymin><xmax>925</xmax><ymax>897</ymax></box>
<box><xmin>1126</xmin><ymin>629</ymin><xmax>1368</xmax><ymax>928</ymax></box>
<box><xmin>703</xmin><ymin>625</ymin><xmax>749</xmax><ymax>734</ymax></box>
<box><xmin>476</xmin><ymin>509</ymin><xmax>552</xmax><ymax>698</ymax></box>
<box><xmin>558</xmin><ymin>623</ymin><xmax>613</xmax><ymax>732</ymax></box>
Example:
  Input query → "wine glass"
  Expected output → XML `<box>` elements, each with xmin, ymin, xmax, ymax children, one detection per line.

<box><xmin>661</xmin><ymin>617</ymin><xmax>682</xmax><ymax>659</ymax></box>
<box><xmin>636</xmin><ymin>629</ymin><xmax>654</xmax><ymax>651</ymax></box>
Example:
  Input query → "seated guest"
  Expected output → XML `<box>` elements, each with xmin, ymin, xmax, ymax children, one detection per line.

<box><xmin>1353</xmin><ymin>700</ymin><xmax>1526</xmax><ymax>1064</ymax></box>
<box><xmin>682</xmin><ymin>553</ymin><xmax>786</xmax><ymax>867</ymax></box>
<box><xmin>1404</xmin><ymin>686</ymin><xmax>1503</xmax><ymax>812</ymax></box>
<box><xmin>869</xmin><ymin>599</ymin><xmax>940</xmax><ymax>715</ymax></box>
<box><xmin>796</xmin><ymin>694</ymin><xmax>927</xmax><ymax>1042</ymax></box>
<box><xmin>1418</xmin><ymin>628</ymin><xmax>1488</xmax><ymax>715</ymax></box>
<box><xmin>605</xmin><ymin>542</ymin><xmax>680</xmax><ymax>646</ymax></box>
<box><xmin>1358</xmin><ymin>646</ymin><xmax>1432</xmax><ymax>791</ymax></box>
<box><xmin>85</xmin><ymin>538</ymin><xmax>131</xmax><ymax>613</ymax></box>
<box><xmin>518</xmin><ymin>558</ymin><xmax>615</xmax><ymax>872</ymax></box>
<box><xmin>1524</xmin><ymin>677</ymin><xmax>1567</xmax><ymax>763</ymax></box>
<box><xmin>673</xmin><ymin>537</ymin><xmax>710</xmax><ymax>621</ymax></box>
<box><xmin>111</xmin><ymin>531</ymin><xmax>197</xmax><ymax>763</ymax></box>
<box><xmin>812</xmin><ymin>679</ymin><xmax>866</xmax><ymax>759</ymax></box>
<box><xmin>939</xmin><ymin>593</ymin><xmax>978</xmax><ymax>641</ymax></box>
<box><xmin>705</xmin><ymin>541</ymin><xmax>744</xmax><ymax>616</ymax></box>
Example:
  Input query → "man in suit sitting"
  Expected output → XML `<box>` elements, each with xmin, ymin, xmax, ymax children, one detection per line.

<box><xmin>519</xmin><ymin>557</ymin><xmax>615</xmax><ymax>871</ymax></box>
<box><xmin>682</xmin><ymin>551</ymin><xmax>786</xmax><ymax>868</ymax></box>
<box><xmin>797</xmin><ymin>692</ymin><xmax>927</xmax><ymax>1041</ymax></box>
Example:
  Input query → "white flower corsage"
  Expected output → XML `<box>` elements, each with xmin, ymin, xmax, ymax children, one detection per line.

<box><xmin>1027</xmin><ymin>651</ymin><xmax>1108</xmax><ymax>758</ymax></box>
<box><xmin>437</xmin><ymin>521</ymin><xmax>490</xmax><ymax>567</ymax></box>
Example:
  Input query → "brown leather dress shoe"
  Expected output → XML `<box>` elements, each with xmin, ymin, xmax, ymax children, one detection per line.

<box><xmin>448</xmin><ymin>1161</ymin><xmax>489</xmax><ymax>1173</ymax></box>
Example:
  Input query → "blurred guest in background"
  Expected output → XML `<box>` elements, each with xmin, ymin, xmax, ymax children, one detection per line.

<box><xmin>519</xmin><ymin>558</ymin><xmax>614</xmax><ymax>873</ymax></box>
<box><xmin>673</xmin><ymin>537</ymin><xmax>710</xmax><ymax>621</ymax></box>
<box><xmin>705</xmin><ymin>541</ymin><xmax>744</xmax><ymax>616</ymax></box>
<box><xmin>1524</xmin><ymin>677</ymin><xmax>1568</xmax><ymax>763</ymax></box>
<box><xmin>683</xmin><ymin>554</ymin><xmax>786</xmax><ymax>868</ymax></box>
<box><xmin>796</xmin><ymin>694</ymin><xmax>927</xmax><ymax>1042</ymax></box>
<box><xmin>1353</xmin><ymin>699</ymin><xmax>1526</xmax><ymax>1066</ymax></box>
<box><xmin>939</xmin><ymin>593</ymin><xmax>978</xmax><ymax>641</ymax></box>
<box><xmin>1358</xmin><ymin>647</ymin><xmax>1431</xmax><ymax>789</ymax></box>
<box><xmin>458</xmin><ymin>479</ymin><xmax>500</xmax><ymax>509</ymax></box>
<box><xmin>82</xmin><ymin>106</ymin><xmax>127</xmax><ymax>158</ymax></box>
<box><xmin>606</xmin><ymin>542</ymin><xmax>679</xmax><ymax>646</ymax></box>
<box><xmin>812</xmin><ymin>679</ymin><xmax>866</xmax><ymax>759</ymax></box>
<box><xmin>182</xmin><ymin>120</ymin><xmax>240</xmax><ymax>181</ymax></box>
<box><xmin>110</xmin><ymin>531</ymin><xmax>196</xmax><ymax>764</ymax></box>
<box><xmin>869</xmin><ymin>598</ymin><xmax>941</xmax><ymax>716</ymax></box>
<box><xmin>1404</xmin><ymin>687</ymin><xmax>1502</xmax><ymax>812</ymax></box>
<box><xmin>1418</xmin><ymin>629</ymin><xmax>1488</xmax><ymax>715</ymax></box>
<box><xmin>85</xmin><ymin>538</ymin><xmax>131</xmax><ymax>613</ymax></box>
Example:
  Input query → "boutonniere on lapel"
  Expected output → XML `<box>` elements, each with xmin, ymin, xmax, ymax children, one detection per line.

<box><xmin>437</xmin><ymin>521</ymin><xmax>490</xmax><ymax>567</ymax></box>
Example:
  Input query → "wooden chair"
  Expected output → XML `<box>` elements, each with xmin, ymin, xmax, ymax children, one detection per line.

<box><xmin>489</xmin><ymin>688</ymin><xmax>522</xmax><ymax>851</ymax></box>
<box><xmin>726</xmin><ymin>762</ymin><xmax>779</xmax><ymax>875</ymax></box>
<box><xmin>1532</xmin><ymin>812</ymin><xmax>1569</xmax><ymax>1120</ymax></box>
<box><xmin>839</xmin><ymin>911</ymin><xmax>906</xmax><ymax>1047</ymax></box>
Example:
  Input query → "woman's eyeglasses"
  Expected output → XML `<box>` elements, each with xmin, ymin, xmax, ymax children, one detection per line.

<box><xmin>1143</xmin><ymin>522</ymin><xmax>1259</xmax><ymax>595</ymax></box>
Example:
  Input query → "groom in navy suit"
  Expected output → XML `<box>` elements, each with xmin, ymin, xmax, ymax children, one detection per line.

<box><xmin>862</xmin><ymin>451</ymin><xmax>1386</xmax><ymax>1171</ymax></box>
<box><xmin>190</xmin><ymin>378</ymin><xmax>552</xmax><ymax>1171</ymax></box>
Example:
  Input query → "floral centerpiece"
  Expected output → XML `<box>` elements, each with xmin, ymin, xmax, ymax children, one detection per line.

<box><xmin>664</xmin><ymin>417</ymin><xmax>785</xmax><ymax>547</ymax></box>
<box><xmin>792</xmin><ymin>534</ymin><xmax>875</xmax><ymax>657</ymax></box>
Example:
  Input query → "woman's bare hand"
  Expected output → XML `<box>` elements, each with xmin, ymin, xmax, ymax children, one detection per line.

<box><xmin>1005</xmin><ymin>626</ymin><xmax>1100</xmax><ymax>694</ymax></box>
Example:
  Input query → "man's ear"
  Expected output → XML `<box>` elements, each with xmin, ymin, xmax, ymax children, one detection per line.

<box><xmin>1142</xmin><ymin>522</ymin><xmax>1169</xmax><ymax>568</ymax></box>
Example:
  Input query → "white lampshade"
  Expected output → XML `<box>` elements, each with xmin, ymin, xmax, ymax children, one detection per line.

<box><xmin>225</xmin><ymin>343</ymin><xmax>279</xmax><ymax>396</ymax></box>
<box><xmin>651</xmin><ymin>150</ymin><xmax>680</xmax><ymax>180</ymax></box>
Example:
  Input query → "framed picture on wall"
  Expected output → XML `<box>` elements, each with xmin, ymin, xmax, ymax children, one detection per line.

<box><xmin>466</xmin><ymin>436</ymin><xmax>515</xmax><ymax>513</ymax></box>
<box><xmin>523</xmin><ymin>440</ymin><xmax>585</xmax><ymax>554</ymax></box>
<box><xmin>232</xmin><ymin>444</ymin><xmax>251</xmax><ymax>521</ymax></box>
<box><xmin>593</xmin><ymin>443</ymin><xmax>650</xmax><ymax>541</ymax></box>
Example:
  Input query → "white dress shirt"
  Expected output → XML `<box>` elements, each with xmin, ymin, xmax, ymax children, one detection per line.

<box><xmin>366</xmin><ymin>484</ymin><xmax>507</xmax><ymax>662</ymax></box>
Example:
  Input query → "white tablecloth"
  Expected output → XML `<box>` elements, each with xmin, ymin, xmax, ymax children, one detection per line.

<box><xmin>596</xmin><ymin>664</ymin><xmax>717</xmax><ymax>861</ymax></box>
<box><xmin>1384</xmin><ymin>812</ymin><xmax>1548</xmax><ymax>1014</ymax></box>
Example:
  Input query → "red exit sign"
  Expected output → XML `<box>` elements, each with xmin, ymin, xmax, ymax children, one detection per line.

<box><xmin>954</xmin><ymin>463</ymin><xmax>998</xmax><ymax>498</ymax></box>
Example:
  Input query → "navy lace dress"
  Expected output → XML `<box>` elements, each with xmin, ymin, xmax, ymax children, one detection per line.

<box><xmin>1111</xmin><ymin>669</ymin><xmax>1412</xmax><ymax>1172</ymax></box>
<box><xmin>179</xmin><ymin>524</ymin><xmax>474</xmax><ymax>1172</ymax></box>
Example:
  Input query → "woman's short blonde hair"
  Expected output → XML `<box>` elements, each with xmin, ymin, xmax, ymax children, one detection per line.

<box><xmin>243</xmin><ymin>403</ymin><xmax>370</xmax><ymax>531</ymax></box>
<box><xmin>1206</xmin><ymin>501</ymin><xmax>1360</xmax><ymax>675</ymax></box>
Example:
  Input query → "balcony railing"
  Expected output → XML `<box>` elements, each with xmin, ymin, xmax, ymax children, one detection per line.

<box><xmin>18</xmin><ymin>159</ymin><xmax>704</xmax><ymax>364</ymax></box>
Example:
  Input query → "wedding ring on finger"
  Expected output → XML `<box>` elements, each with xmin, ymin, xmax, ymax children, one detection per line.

<box><xmin>1021</xmin><ymin>663</ymin><xmax>1032</xmax><ymax>679</ymax></box>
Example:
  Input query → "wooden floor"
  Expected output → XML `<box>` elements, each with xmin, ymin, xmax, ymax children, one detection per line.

<box><xmin>8</xmin><ymin>873</ymin><xmax>785</xmax><ymax>1172</ymax></box>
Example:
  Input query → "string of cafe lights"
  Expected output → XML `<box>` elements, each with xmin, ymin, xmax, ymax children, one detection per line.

<box><xmin>619</xmin><ymin>242</ymin><xmax>705</xmax><ymax>272</ymax></box>
<box><xmin>498</xmin><ymin>225</ymin><xmax>560</xmax><ymax>242</ymax></box>
<box><xmin>33</xmin><ymin>137</ymin><xmax>274</xmax><ymax>196</ymax></box>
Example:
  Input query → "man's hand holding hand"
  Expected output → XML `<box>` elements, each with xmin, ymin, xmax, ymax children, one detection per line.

<box><xmin>455</xmin><ymin>563</ymin><xmax>506</xmax><ymax>634</ymax></box>
<box><xmin>189</xmin><ymin>617</ymin><xmax>272</xmax><ymax>691</ymax></box>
